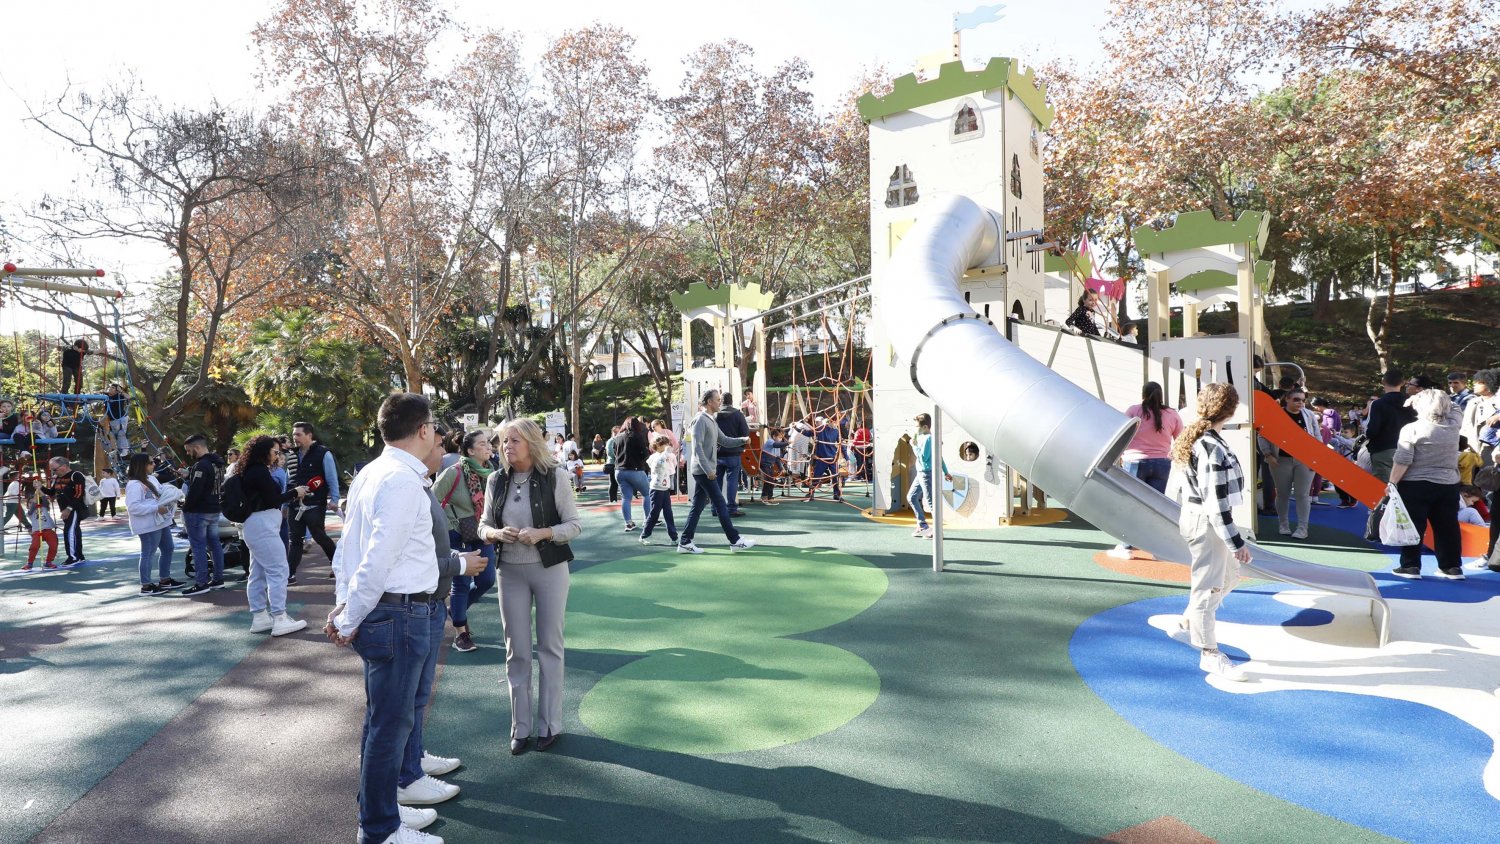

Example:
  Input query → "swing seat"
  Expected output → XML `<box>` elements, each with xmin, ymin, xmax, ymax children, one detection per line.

<box><xmin>34</xmin><ymin>438</ymin><xmax>77</xmax><ymax>445</ymax></box>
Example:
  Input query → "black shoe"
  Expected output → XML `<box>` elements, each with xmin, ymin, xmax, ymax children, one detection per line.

<box><xmin>730</xmin><ymin>510</ymin><xmax>746</xmax><ymax>518</ymax></box>
<box><xmin>180</xmin><ymin>582</ymin><xmax>212</xmax><ymax>596</ymax></box>
<box><xmin>286</xmin><ymin>574</ymin><xmax>298</xmax><ymax>585</ymax></box>
<box><xmin>62</xmin><ymin>557</ymin><xmax>78</xmax><ymax>567</ymax></box>
<box><xmin>158</xmin><ymin>578</ymin><xmax>185</xmax><ymax>590</ymax></box>
<box><xmin>1391</xmin><ymin>566</ymin><xmax>1422</xmax><ymax>580</ymax></box>
<box><xmin>536</xmin><ymin>734</ymin><xmax>561</xmax><ymax>752</ymax></box>
<box><xmin>1437</xmin><ymin>567</ymin><xmax>1467</xmax><ymax>581</ymax></box>
<box><xmin>140</xmin><ymin>583</ymin><xmax>161</xmax><ymax>596</ymax></box>
<box><xmin>208</xmin><ymin>579</ymin><xmax>227</xmax><ymax>591</ymax></box>
<box><xmin>510</xmin><ymin>738</ymin><xmax>530</xmax><ymax>755</ymax></box>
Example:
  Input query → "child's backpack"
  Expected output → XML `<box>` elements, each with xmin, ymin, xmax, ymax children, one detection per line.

<box><xmin>82</xmin><ymin>474</ymin><xmax>103</xmax><ymax>507</ymax></box>
<box><xmin>220</xmin><ymin>474</ymin><xmax>255</xmax><ymax>523</ymax></box>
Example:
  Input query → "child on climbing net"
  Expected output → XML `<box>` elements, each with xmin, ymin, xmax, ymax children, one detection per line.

<box><xmin>1166</xmin><ymin>382</ymin><xmax>1252</xmax><ymax>682</ymax></box>
<box><xmin>22</xmin><ymin>478</ymin><xmax>59</xmax><ymax>570</ymax></box>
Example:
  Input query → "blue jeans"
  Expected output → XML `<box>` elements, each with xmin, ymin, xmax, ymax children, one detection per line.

<box><xmin>641</xmin><ymin>489</ymin><xmax>677</xmax><ymax>541</ymax></box>
<box><xmin>448</xmin><ymin>531</ymin><xmax>496</xmax><ymax>628</ymax></box>
<box><xmin>1125</xmin><ymin>458</ymin><xmax>1172</xmax><ymax>495</ymax></box>
<box><xmin>355</xmin><ymin>601</ymin><xmax>434</xmax><ymax>843</ymax></box>
<box><xmin>681</xmin><ymin>471</ymin><xmax>740</xmax><ymax>546</ymax></box>
<box><xmin>400</xmin><ymin>601</ymin><xmax>447</xmax><ymax>788</ymax></box>
<box><xmin>137</xmin><ymin>525</ymin><xmax>175</xmax><ymax>584</ymax></box>
<box><xmin>907</xmin><ymin>469</ymin><xmax>933</xmax><ymax>528</ymax></box>
<box><xmin>716</xmin><ymin>456</ymin><xmax>743</xmax><ymax>511</ymax></box>
<box><xmin>617</xmin><ymin>469</ymin><xmax>649</xmax><ymax>524</ymax></box>
<box><xmin>185</xmin><ymin>511</ymin><xmax>225</xmax><ymax>585</ymax></box>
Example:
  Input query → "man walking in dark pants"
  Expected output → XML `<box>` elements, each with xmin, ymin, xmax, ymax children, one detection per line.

<box><xmin>47</xmin><ymin>456</ymin><xmax>87</xmax><ymax>565</ymax></box>
<box><xmin>678</xmin><ymin>390</ymin><xmax>756</xmax><ymax>555</ymax></box>
<box><xmin>180</xmin><ymin>434</ymin><xmax>227</xmax><ymax>596</ymax></box>
<box><xmin>715</xmin><ymin>395</ymin><xmax>750</xmax><ymax>517</ymax></box>
<box><xmin>287</xmin><ymin>421</ymin><xmax>340</xmax><ymax>584</ymax></box>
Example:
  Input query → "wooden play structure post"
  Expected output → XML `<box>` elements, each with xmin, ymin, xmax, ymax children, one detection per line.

<box><xmin>1134</xmin><ymin>211</ymin><xmax>1275</xmax><ymax>534</ymax></box>
<box><xmin>670</xmin><ymin>282</ymin><xmax>773</xmax><ymax>496</ymax></box>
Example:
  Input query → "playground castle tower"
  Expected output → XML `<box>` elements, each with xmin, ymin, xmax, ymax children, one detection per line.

<box><xmin>859</xmin><ymin>59</ymin><xmax>1054</xmax><ymax>524</ymax></box>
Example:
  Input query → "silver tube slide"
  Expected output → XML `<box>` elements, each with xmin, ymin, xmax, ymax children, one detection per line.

<box><xmin>881</xmin><ymin>194</ymin><xmax>1389</xmax><ymax>644</ymax></box>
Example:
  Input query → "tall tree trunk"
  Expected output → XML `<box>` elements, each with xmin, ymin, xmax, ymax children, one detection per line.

<box><xmin>1364</xmin><ymin>238</ymin><xmax>1400</xmax><ymax>372</ymax></box>
<box><xmin>1313</xmin><ymin>271</ymin><xmax>1333</xmax><ymax>320</ymax></box>
<box><xmin>611</xmin><ymin>330</ymin><xmax>621</xmax><ymax>380</ymax></box>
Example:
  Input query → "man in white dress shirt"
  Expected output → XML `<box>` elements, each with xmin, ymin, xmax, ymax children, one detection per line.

<box><xmin>326</xmin><ymin>393</ymin><xmax>448</xmax><ymax>844</ymax></box>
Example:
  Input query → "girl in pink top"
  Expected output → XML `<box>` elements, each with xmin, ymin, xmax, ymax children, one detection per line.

<box><xmin>1110</xmin><ymin>382</ymin><xmax>1184</xmax><ymax>559</ymax></box>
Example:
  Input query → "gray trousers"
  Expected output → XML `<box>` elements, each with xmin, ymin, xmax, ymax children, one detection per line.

<box><xmin>498</xmin><ymin>561</ymin><xmax>570</xmax><ymax>740</ymax></box>
<box><xmin>1271</xmin><ymin>457</ymin><xmax>1313</xmax><ymax>529</ymax></box>
<box><xmin>1180</xmin><ymin>507</ymin><xmax>1240</xmax><ymax>651</ymax></box>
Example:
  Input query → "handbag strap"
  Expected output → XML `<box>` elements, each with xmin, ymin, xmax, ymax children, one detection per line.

<box><xmin>440</xmin><ymin>472</ymin><xmax>460</xmax><ymax>508</ymax></box>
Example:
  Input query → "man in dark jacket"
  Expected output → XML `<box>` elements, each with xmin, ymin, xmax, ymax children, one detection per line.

<box><xmin>181</xmin><ymin>434</ymin><xmax>227</xmax><ymax>595</ymax></box>
<box><xmin>288</xmin><ymin>422</ymin><xmax>340</xmax><ymax>582</ymax></box>
<box><xmin>1365</xmin><ymin>369</ymin><xmax>1417</xmax><ymax>483</ymax></box>
<box><xmin>716</xmin><ymin>396</ymin><xmax>751</xmax><ymax>517</ymax></box>
<box><xmin>47</xmin><ymin>456</ymin><xmax>88</xmax><ymax>565</ymax></box>
<box><xmin>1365</xmin><ymin>369</ymin><xmax>1418</xmax><ymax>539</ymax></box>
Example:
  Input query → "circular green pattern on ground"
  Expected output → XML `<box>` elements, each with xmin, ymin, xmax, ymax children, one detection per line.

<box><xmin>568</xmin><ymin>545</ymin><xmax>888</xmax><ymax>754</ymax></box>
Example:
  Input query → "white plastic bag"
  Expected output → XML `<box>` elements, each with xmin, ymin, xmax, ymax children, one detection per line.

<box><xmin>1378</xmin><ymin>483</ymin><xmax>1421</xmax><ymax>546</ymax></box>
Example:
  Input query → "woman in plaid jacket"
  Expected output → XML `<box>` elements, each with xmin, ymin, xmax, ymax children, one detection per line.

<box><xmin>1167</xmin><ymin>383</ymin><xmax>1253</xmax><ymax>682</ymax></box>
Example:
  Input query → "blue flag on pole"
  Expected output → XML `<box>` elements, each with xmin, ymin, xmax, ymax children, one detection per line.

<box><xmin>954</xmin><ymin>3</ymin><xmax>1006</xmax><ymax>31</ymax></box>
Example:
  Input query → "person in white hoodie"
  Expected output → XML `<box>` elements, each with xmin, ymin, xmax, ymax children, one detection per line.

<box><xmin>126</xmin><ymin>453</ymin><xmax>182</xmax><ymax>596</ymax></box>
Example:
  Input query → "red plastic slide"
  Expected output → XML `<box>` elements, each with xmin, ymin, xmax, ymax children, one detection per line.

<box><xmin>1251</xmin><ymin>390</ymin><xmax>1489</xmax><ymax>557</ymax></box>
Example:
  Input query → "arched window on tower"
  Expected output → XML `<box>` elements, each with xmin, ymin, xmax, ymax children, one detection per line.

<box><xmin>1010</xmin><ymin>154</ymin><xmax>1023</xmax><ymax>199</ymax></box>
<box><xmin>951</xmin><ymin>99</ymin><xmax>982</xmax><ymax>141</ymax></box>
<box><xmin>885</xmin><ymin>165</ymin><xmax>920</xmax><ymax>208</ymax></box>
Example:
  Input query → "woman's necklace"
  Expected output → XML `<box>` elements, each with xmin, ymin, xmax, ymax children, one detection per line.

<box><xmin>512</xmin><ymin>471</ymin><xmax>527</xmax><ymax>502</ymax></box>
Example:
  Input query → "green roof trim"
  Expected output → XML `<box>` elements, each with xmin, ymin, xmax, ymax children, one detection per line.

<box><xmin>1043</xmin><ymin>252</ymin><xmax>1073</xmax><ymax>274</ymax></box>
<box><xmin>1132</xmin><ymin>210</ymin><xmax>1271</xmax><ymax>257</ymax></box>
<box><xmin>858</xmin><ymin>58</ymin><xmax>1054</xmax><ymax>129</ymax></box>
<box><xmin>1176</xmin><ymin>260</ymin><xmax>1275</xmax><ymax>294</ymax></box>
<box><xmin>671</xmin><ymin>281</ymin><xmax>775</xmax><ymax>316</ymax></box>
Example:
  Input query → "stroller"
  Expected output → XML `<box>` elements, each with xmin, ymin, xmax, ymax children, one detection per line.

<box><xmin>183</xmin><ymin>514</ymin><xmax>249</xmax><ymax>579</ymax></box>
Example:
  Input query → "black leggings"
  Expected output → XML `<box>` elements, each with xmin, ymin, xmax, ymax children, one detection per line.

<box><xmin>99</xmin><ymin>497</ymin><xmax>117</xmax><ymax>517</ymax></box>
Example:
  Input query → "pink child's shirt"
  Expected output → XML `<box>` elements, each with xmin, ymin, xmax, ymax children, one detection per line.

<box><xmin>1122</xmin><ymin>404</ymin><xmax>1184</xmax><ymax>461</ymax></box>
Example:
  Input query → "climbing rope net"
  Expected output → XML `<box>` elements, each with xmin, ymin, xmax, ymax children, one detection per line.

<box><xmin>746</xmin><ymin>280</ymin><xmax>874</xmax><ymax>502</ymax></box>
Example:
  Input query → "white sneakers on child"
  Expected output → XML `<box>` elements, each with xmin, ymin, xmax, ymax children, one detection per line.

<box><xmin>1291</xmin><ymin>527</ymin><xmax>1309</xmax><ymax>540</ymax></box>
<box><xmin>1200</xmin><ymin>650</ymin><xmax>1248</xmax><ymax>682</ymax></box>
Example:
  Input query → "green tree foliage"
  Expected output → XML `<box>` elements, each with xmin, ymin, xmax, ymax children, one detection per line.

<box><xmin>239</xmin><ymin>308</ymin><xmax>395</xmax><ymax>466</ymax></box>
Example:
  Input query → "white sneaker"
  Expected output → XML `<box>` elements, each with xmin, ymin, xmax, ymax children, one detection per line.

<box><xmin>421</xmin><ymin>751</ymin><xmax>461</xmax><ymax>776</ymax></box>
<box><xmin>911</xmin><ymin>527</ymin><xmax>927</xmax><ymax>537</ymax></box>
<box><xmin>270</xmin><ymin>614</ymin><xmax>307</xmax><ymax>637</ymax></box>
<box><xmin>250</xmin><ymin>611</ymin><xmax>273</xmax><ymax>634</ymax></box>
<box><xmin>396</xmin><ymin>774</ymin><xmax>459</xmax><ymax>806</ymax></box>
<box><xmin>638</xmin><ymin>536</ymin><xmax>652</xmax><ymax>546</ymax></box>
<box><xmin>1200</xmin><ymin>650</ymin><xmax>1248</xmax><ymax>682</ymax></box>
<box><xmin>1106</xmin><ymin>545</ymin><xmax>1133</xmax><ymax>560</ymax></box>
<box><xmin>919</xmin><ymin>526</ymin><xmax>934</xmax><ymax>539</ymax></box>
<box><xmin>676</xmin><ymin>542</ymin><xmax>704</xmax><ymax>554</ymax></box>
<box><xmin>399</xmin><ymin>805</ymin><xmax>437</xmax><ymax>831</ymax></box>
<box><xmin>1291</xmin><ymin>527</ymin><xmax>1308</xmax><ymax>540</ymax></box>
<box><xmin>1278</xmin><ymin>523</ymin><xmax>1292</xmax><ymax>536</ymax></box>
<box><xmin>1466</xmin><ymin>558</ymin><xmax>1490</xmax><ymax>570</ymax></box>
<box><xmin>374</xmin><ymin>826</ymin><xmax>443</xmax><ymax>844</ymax></box>
<box><xmin>729</xmin><ymin>537</ymin><xmax>757</xmax><ymax>551</ymax></box>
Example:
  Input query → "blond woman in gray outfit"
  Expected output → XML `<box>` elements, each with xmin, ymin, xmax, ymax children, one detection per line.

<box><xmin>480</xmin><ymin>418</ymin><xmax>582</xmax><ymax>755</ymax></box>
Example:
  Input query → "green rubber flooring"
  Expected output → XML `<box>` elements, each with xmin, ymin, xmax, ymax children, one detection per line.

<box><xmin>0</xmin><ymin>489</ymin><xmax>1403</xmax><ymax>843</ymax></box>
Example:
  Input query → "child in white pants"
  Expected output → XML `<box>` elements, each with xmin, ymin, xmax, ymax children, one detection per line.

<box><xmin>1168</xmin><ymin>383</ymin><xmax>1253</xmax><ymax>682</ymax></box>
